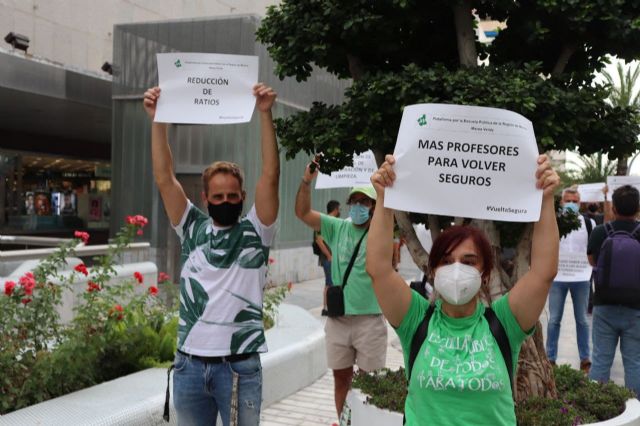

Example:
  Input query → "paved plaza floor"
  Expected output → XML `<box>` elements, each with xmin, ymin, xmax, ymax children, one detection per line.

<box><xmin>262</xmin><ymin>247</ymin><xmax>627</xmax><ymax>425</ymax></box>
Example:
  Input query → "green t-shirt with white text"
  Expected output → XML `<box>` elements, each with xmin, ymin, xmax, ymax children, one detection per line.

<box><xmin>320</xmin><ymin>214</ymin><xmax>381</xmax><ymax>315</ymax></box>
<box><xmin>396</xmin><ymin>292</ymin><xmax>532</xmax><ymax>426</ymax></box>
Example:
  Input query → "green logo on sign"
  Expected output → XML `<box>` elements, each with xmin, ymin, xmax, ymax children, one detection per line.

<box><xmin>174</xmin><ymin>59</ymin><xmax>182</xmax><ymax>68</ymax></box>
<box><xmin>417</xmin><ymin>114</ymin><xmax>427</xmax><ymax>126</ymax></box>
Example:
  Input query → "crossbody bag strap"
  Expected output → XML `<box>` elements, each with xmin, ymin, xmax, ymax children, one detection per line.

<box><xmin>341</xmin><ymin>229</ymin><xmax>369</xmax><ymax>288</ymax></box>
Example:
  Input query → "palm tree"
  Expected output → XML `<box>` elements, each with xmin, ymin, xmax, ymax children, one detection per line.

<box><xmin>568</xmin><ymin>153</ymin><xmax>617</xmax><ymax>183</ymax></box>
<box><xmin>602</xmin><ymin>60</ymin><xmax>640</xmax><ymax>175</ymax></box>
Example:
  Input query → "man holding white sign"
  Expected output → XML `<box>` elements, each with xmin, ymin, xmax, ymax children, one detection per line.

<box><xmin>546</xmin><ymin>186</ymin><xmax>595</xmax><ymax>373</ymax></box>
<box><xmin>144</xmin><ymin>82</ymin><xmax>278</xmax><ymax>425</ymax></box>
<box><xmin>384</xmin><ymin>104</ymin><xmax>541</xmax><ymax>222</ymax></box>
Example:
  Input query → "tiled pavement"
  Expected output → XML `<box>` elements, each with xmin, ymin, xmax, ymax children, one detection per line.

<box><xmin>262</xmin><ymin>247</ymin><xmax>626</xmax><ymax>425</ymax></box>
<box><xmin>261</xmin><ymin>313</ymin><xmax>405</xmax><ymax>426</ymax></box>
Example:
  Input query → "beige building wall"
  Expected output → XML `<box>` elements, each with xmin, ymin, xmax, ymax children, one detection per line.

<box><xmin>0</xmin><ymin>0</ymin><xmax>277</xmax><ymax>74</ymax></box>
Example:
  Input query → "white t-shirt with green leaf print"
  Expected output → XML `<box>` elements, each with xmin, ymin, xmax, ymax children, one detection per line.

<box><xmin>173</xmin><ymin>201</ymin><xmax>276</xmax><ymax>357</ymax></box>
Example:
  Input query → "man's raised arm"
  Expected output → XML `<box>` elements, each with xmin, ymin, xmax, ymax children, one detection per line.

<box><xmin>144</xmin><ymin>87</ymin><xmax>188</xmax><ymax>226</ymax></box>
<box><xmin>253</xmin><ymin>83</ymin><xmax>280</xmax><ymax>226</ymax></box>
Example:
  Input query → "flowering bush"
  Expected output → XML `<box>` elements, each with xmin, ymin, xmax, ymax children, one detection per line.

<box><xmin>0</xmin><ymin>215</ymin><xmax>178</xmax><ymax>414</ymax></box>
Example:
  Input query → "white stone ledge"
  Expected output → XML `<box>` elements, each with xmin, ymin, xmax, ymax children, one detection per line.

<box><xmin>0</xmin><ymin>303</ymin><xmax>326</xmax><ymax>425</ymax></box>
<box><xmin>346</xmin><ymin>389</ymin><xmax>640</xmax><ymax>426</ymax></box>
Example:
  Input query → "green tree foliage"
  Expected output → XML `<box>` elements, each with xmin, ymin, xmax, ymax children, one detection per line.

<box><xmin>567</xmin><ymin>153</ymin><xmax>618</xmax><ymax>184</ymax></box>
<box><xmin>257</xmin><ymin>0</ymin><xmax>640</xmax><ymax>169</ymax></box>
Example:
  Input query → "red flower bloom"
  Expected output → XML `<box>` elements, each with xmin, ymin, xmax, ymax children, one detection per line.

<box><xmin>148</xmin><ymin>286</ymin><xmax>159</xmax><ymax>296</ymax></box>
<box><xmin>109</xmin><ymin>304</ymin><xmax>124</xmax><ymax>320</ymax></box>
<box><xmin>158</xmin><ymin>272</ymin><xmax>170</xmax><ymax>283</ymax></box>
<box><xmin>21</xmin><ymin>298</ymin><xmax>32</xmax><ymax>305</ymax></box>
<box><xmin>19</xmin><ymin>273</ymin><xmax>36</xmax><ymax>296</ymax></box>
<box><xmin>136</xmin><ymin>229</ymin><xmax>143</xmax><ymax>236</ymax></box>
<box><xmin>133</xmin><ymin>272</ymin><xmax>144</xmax><ymax>284</ymax></box>
<box><xmin>268</xmin><ymin>258</ymin><xmax>275</xmax><ymax>264</ymax></box>
<box><xmin>126</xmin><ymin>215</ymin><xmax>149</xmax><ymax>227</ymax></box>
<box><xmin>87</xmin><ymin>281</ymin><xmax>101</xmax><ymax>293</ymax></box>
<box><xmin>74</xmin><ymin>231</ymin><xmax>90</xmax><ymax>244</ymax></box>
<box><xmin>74</xmin><ymin>263</ymin><xmax>89</xmax><ymax>276</ymax></box>
<box><xmin>4</xmin><ymin>281</ymin><xmax>16</xmax><ymax>296</ymax></box>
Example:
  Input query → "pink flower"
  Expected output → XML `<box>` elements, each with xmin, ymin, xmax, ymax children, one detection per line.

<box><xmin>74</xmin><ymin>231</ymin><xmax>90</xmax><ymax>244</ymax></box>
<box><xmin>148</xmin><ymin>286</ymin><xmax>159</xmax><ymax>296</ymax></box>
<box><xmin>74</xmin><ymin>263</ymin><xmax>89</xmax><ymax>276</ymax></box>
<box><xmin>19</xmin><ymin>273</ymin><xmax>36</xmax><ymax>296</ymax></box>
<box><xmin>133</xmin><ymin>272</ymin><xmax>143</xmax><ymax>284</ymax></box>
<box><xmin>21</xmin><ymin>298</ymin><xmax>32</xmax><ymax>305</ymax></box>
<box><xmin>87</xmin><ymin>281</ymin><xmax>101</xmax><ymax>293</ymax></box>
<box><xmin>158</xmin><ymin>272</ymin><xmax>170</xmax><ymax>283</ymax></box>
<box><xmin>268</xmin><ymin>258</ymin><xmax>275</xmax><ymax>264</ymax></box>
<box><xmin>126</xmin><ymin>215</ymin><xmax>148</xmax><ymax>227</ymax></box>
<box><xmin>4</xmin><ymin>281</ymin><xmax>16</xmax><ymax>296</ymax></box>
<box><xmin>137</xmin><ymin>229</ymin><xmax>143</xmax><ymax>236</ymax></box>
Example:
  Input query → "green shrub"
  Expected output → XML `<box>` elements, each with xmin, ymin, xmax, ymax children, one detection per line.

<box><xmin>0</xmin><ymin>217</ymin><xmax>178</xmax><ymax>414</ymax></box>
<box><xmin>351</xmin><ymin>364</ymin><xmax>635</xmax><ymax>425</ymax></box>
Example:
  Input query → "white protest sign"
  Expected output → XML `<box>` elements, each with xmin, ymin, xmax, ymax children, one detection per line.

<box><xmin>384</xmin><ymin>104</ymin><xmax>541</xmax><ymax>221</ymax></box>
<box><xmin>315</xmin><ymin>150</ymin><xmax>377</xmax><ymax>189</ymax></box>
<box><xmin>555</xmin><ymin>252</ymin><xmax>593</xmax><ymax>281</ymax></box>
<box><xmin>155</xmin><ymin>52</ymin><xmax>258</xmax><ymax>125</ymax></box>
<box><xmin>607</xmin><ymin>175</ymin><xmax>640</xmax><ymax>194</ymax></box>
<box><xmin>577</xmin><ymin>183</ymin><xmax>606</xmax><ymax>203</ymax></box>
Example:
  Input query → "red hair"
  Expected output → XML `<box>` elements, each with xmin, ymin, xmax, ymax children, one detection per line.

<box><xmin>428</xmin><ymin>225</ymin><xmax>494</xmax><ymax>282</ymax></box>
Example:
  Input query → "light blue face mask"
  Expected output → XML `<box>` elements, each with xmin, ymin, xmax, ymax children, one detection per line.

<box><xmin>349</xmin><ymin>204</ymin><xmax>370</xmax><ymax>225</ymax></box>
<box><xmin>563</xmin><ymin>202</ymin><xmax>580</xmax><ymax>213</ymax></box>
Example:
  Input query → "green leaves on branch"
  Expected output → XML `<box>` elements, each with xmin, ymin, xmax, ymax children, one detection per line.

<box><xmin>274</xmin><ymin>64</ymin><xmax>640</xmax><ymax>173</ymax></box>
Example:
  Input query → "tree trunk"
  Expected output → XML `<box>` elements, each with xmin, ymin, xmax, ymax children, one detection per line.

<box><xmin>616</xmin><ymin>155</ymin><xmax>629</xmax><ymax>176</ymax></box>
<box><xmin>453</xmin><ymin>0</ymin><xmax>477</xmax><ymax>67</ymax></box>
<box><xmin>395</xmin><ymin>210</ymin><xmax>429</xmax><ymax>273</ymax></box>
<box><xmin>510</xmin><ymin>224</ymin><xmax>558</xmax><ymax>402</ymax></box>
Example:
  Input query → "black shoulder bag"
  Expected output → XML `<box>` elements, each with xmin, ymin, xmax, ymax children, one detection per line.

<box><xmin>326</xmin><ymin>229</ymin><xmax>368</xmax><ymax>317</ymax></box>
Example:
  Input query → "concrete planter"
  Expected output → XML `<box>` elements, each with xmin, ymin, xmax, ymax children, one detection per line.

<box><xmin>0</xmin><ymin>303</ymin><xmax>326</xmax><ymax>425</ymax></box>
<box><xmin>346</xmin><ymin>389</ymin><xmax>640</xmax><ymax>426</ymax></box>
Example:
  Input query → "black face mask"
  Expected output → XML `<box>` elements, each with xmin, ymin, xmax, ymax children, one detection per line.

<box><xmin>207</xmin><ymin>201</ymin><xmax>243</xmax><ymax>226</ymax></box>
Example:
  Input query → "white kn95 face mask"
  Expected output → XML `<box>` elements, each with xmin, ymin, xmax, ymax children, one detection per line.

<box><xmin>434</xmin><ymin>262</ymin><xmax>482</xmax><ymax>306</ymax></box>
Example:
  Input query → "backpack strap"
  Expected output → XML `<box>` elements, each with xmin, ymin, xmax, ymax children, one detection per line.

<box><xmin>601</xmin><ymin>222</ymin><xmax>616</xmax><ymax>288</ymax></box>
<box><xmin>582</xmin><ymin>214</ymin><xmax>593</xmax><ymax>237</ymax></box>
<box><xmin>407</xmin><ymin>303</ymin><xmax>435</xmax><ymax>382</ymax></box>
<box><xmin>404</xmin><ymin>303</ymin><xmax>435</xmax><ymax>425</ymax></box>
<box><xmin>484</xmin><ymin>307</ymin><xmax>514</xmax><ymax>397</ymax></box>
<box><xmin>631</xmin><ymin>223</ymin><xmax>640</xmax><ymax>240</ymax></box>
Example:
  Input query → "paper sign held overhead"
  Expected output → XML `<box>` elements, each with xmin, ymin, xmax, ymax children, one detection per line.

<box><xmin>577</xmin><ymin>183</ymin><xmax>606</xmax><ymax>203</ymax></box>
<box><xmin>315</xmin><ymin>150</ymin><xmax>377</xmax><ymax>189</ymax></box>
<box><xmin>384</xmin><ymin>104</ymin><xmax>541</xmax><ymax>222</ymax></box>
<box><xmin>606</xmin><ymin>176</ymin><xmax>640</xmax><ymax>195</ymax></box>
<box><xmin>154</xmin><ymin>52</ymin><xmax>259</xmax><ymax>125</ymax></box>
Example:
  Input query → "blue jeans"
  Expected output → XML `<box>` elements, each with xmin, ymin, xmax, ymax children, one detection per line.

<box><xmin>173</xmin><ymin>351</ymin><xmax>262</xmax><ymax>425</ymax></box>
<box><xmin>546</xmin><ymin>280</ymin><xmax>591</xmax><ymax>362</ymax></box>
<box><xmin>321</xmin><ymin>258</ymin><xmax>333</xmax><ymax>286</ymax></box>
<box><xmin>589</xmin><ymin>305</ymin><xmax>640</xmax><ymax>398</ymax></box>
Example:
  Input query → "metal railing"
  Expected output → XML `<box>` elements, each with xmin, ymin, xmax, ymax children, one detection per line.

<box><xmin>0</xmin><ymin>242</ymin><xmax>151</xmax><ymax>263</ymax></box>
<box><xmin>0</xmin><ymin>235</ymin><xmax>74</xmax><ymax>247</ymax></box>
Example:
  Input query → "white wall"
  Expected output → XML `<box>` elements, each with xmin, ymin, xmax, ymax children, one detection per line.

<box><xmin>0</xmin><ymin>0</ymin><xmax>278</xmax><ymax>73</ymax></box>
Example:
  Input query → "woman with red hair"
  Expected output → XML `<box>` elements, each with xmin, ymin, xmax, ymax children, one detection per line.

<box><xmin>366</xmin><ymin>154</ymin><xmax>560</xmax><ymax>425</ymax></box>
